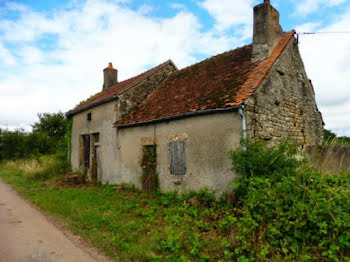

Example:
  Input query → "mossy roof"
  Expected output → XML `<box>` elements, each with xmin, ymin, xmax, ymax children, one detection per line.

<box><xmin>115</xmin><ymin>31</ymin><xmax>296</xmax><ymax>127</ymax></box>
<box><xmin>69</xmin><ymin>60</ymin><xmax>174</xmax><ymax>115</ymax></box>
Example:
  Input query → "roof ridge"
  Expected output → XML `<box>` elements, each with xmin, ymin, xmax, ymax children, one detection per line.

<box><xmin>170</xmin><ymin>44</ymin><xmax>253</xmax><ymax>77</ymax></box>
<box><xmin>116</xmin><ymin>60</ymin><xmax>175</xmax><ymax>96</ymax></box>
<box><xmin>69</xmin><ymin>60</ymin><xmax>174</xmax><ymax>114</ymax></box>
<box><xmin>114</xmin><ymin>45</ymin><xmax>255</xmax><ymax>127</ymax></box>
<box><xmin>225</xmin><ymin>30</ymin><xmax>296</xmax><ymax>107</ymax></box>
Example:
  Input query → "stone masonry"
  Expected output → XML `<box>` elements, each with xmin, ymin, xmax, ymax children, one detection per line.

<box><xmin>116</xmin><ymin>62</ymin><xmax>177</xmax><ymax>121</ymax></box>
<box><xmin>245</xmin><ymin>37</ymin><xmax>324</xmax><ymax>147</ymax></box>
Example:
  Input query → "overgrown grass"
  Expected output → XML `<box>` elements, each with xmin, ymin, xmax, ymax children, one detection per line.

<box><xmin>0</xmin><ymin>141</ymin><xmax>349</xmax><ymax>261</ymax></box>
<box><xmin>0</xmin><ymin>162</ymin><xmax>232</xmax><ymax>261</ymax></box>
<box><xmin>5</xmin><ymin>155</ymin><xmax>69</xmax><ymax>180</ymax></box>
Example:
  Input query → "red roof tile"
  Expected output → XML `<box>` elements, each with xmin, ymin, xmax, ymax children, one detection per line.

<box><xmin>70</xmin><ymin>60</ymin><xmax>173</xmax><ymax>114</ymax></box>
<box><xmin>115</xmin><ymin>31</ymin><xmax>295</xmax><ymax>127</ymax></box>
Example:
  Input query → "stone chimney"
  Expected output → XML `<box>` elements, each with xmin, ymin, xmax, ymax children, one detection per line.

<box><xmin>103</xmin><ymin>62</ymin><xmax>118</xmax><ymax>91</ymax></box>
<box><xmin>252</xmin><ymin>0</ymin><xmax>283</xmax><ymax>63</ymax></box>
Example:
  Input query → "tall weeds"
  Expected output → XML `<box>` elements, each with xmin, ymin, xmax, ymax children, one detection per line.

<box><xmin>5</xmin><ymin>154</ymin><xmax>68</xmax><ymax>180</ymax></box>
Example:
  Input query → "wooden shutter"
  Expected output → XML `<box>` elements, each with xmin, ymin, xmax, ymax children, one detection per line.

<box><xmin>169</xmin><ymin>141</ymin><xmax>186</xmax><ymax>175</ymax></box>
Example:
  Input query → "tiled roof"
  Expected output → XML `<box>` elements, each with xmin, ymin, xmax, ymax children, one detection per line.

<box><xmin>115</xmin><ymin>31</ymin><xmax>295</xmax><ymax>127</ymax></box>
<box><xmin>68</xmin><ymin>60</ymin><xmax>174</xmax><ymax>115</ymax></box>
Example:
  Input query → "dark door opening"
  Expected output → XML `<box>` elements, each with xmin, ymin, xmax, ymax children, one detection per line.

<box><xmin>92</xmin><ymin>133</ymin><xmax>101</xmax><ymax>181</ymax></box>
<box><xmin>83</xmin><ymin>134</ymin><xmax>90</xmax><ymax>168</ymax></box>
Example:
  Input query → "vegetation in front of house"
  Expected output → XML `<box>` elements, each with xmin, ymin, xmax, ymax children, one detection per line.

<box><xmin>324</xmin><ymin>129</ymin><xmax>350</xmax><ymax>145</ymax></box>
<box><xmin>0</xmin><ymin>140</ymin><xmax>349</xmax><ymax>261</ymax></box>
<box><xmin>141</xmin><ymin>145</ymin><xmax>159</xmax><ymax>193</ymax></box>
<box><xmin>229</xmin><ymin>141</ymin><xmax>350</xmax><ymax>261</ymax></box>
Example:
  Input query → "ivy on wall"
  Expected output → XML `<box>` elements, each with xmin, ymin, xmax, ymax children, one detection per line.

<box><xmin>141</xmin><ymin>145</ymin><xmax>159</xmax><ymax>193</ymax></box>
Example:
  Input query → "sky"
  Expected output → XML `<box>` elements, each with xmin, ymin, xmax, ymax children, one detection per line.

<box><xmin>0</xmin><ymin>0</ymin><xmax>349</xmax><ymax>136</ymax></box>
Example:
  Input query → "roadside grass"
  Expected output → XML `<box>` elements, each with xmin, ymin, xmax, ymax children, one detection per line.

<box><xmin>0</xmin><ymin>161</ymin><xmax>231</xmax><ymax>261</ymax></box>
<box><xmin>0</xmin><ymin>142</ymin><xmax>349</xmax><ymax>261</ymax></box>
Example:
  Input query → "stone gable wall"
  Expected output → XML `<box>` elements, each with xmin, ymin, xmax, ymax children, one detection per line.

<box><xmin>116</xmin><ymin>63</ymin><xmax>177</xmax><ymax>121</ymax></box>
<box><xmin>245</xmin><ymin>38</ymin><xmax>324</xmax><ymax>147</ymax></box>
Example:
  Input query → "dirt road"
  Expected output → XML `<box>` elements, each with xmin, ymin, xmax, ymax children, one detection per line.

<box><xmin>0</xmin><ymin>179</ymin><xmax>111</xmax><ymax>262</ymax></box>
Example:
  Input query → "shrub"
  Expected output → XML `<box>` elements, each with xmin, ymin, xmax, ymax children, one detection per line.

<box><xmin>229</xmin><ymin>140</ymin><xmax>350</xmax><ymax>261</ymax></box>
<box><xmin>0</xmin><ymin>129</ymin><xmax>27</xmax><ymax>159</ymax></box>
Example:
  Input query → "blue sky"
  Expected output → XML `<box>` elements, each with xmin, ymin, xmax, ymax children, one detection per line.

<box><xmin>0</xmin><ymin>0</ymin><xmax>350</xmax><ymax>136</ymax></box>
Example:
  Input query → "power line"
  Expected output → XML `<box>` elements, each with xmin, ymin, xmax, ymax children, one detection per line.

<box><xmin>296</xmin><ymin>31</ymin><xmax>350</xmax><ymax>43</ymax></box>
<box><xmin>298</xmin><ymin>31</ymin><xmax>350</xmax><ymax>35</ymax></box>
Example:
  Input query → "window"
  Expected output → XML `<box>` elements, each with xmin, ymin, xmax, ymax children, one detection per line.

<box><xmin>169</xmin><ymin>141</ymin><xmax>186</xmax><ymax>175</ymax></box>
<box><xmin>93</xmin><ymin>133</ymin><xmax>100</xmax><ymax>144</ymax></box>
<box><xmin>87</xmin><ymin>113</ymin><xmax>92</xmax><ymax>121</ymax></box>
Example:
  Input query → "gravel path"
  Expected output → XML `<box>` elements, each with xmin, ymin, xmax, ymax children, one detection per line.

<box><xmin>0</xmin><ymin>179</ymin><xmax>112</xmax><ymax>262</ymax></box>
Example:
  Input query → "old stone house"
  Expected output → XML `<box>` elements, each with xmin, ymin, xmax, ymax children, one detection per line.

<box><xmin>67</xmin><ymin>60</ymin><xmax>177</xmax><ymax>182</ymax></box>
<box><xmin>67</xmin><ymin>1</ymin><xmax>324</xmax><ymax>195</ymax></box>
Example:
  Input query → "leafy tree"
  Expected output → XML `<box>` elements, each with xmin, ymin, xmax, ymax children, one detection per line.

<box><xmin>32</xmin><ymin>112</ymin><xmax>66</xmax><ymax>142</ymax></box>
<box><xmin>0</xmin><ymin>129</ymin><xmax>27</xmax><ymax>159</ymax></box>
<box><xmin>25</xmin><ymin>131</ymin><xmax>54</xmax><ymax>156</ymax></box>
<box><xmin>0</xmin><ymin>112</ymin><xmax>68</xmax><ymax>160</ymax></box>
<box><xmin>323</xmin><ymin>129</ymin><xmax>336</xmax><ymax>141</ymax></box>
<box><xmin>31</xmin><ymin>112</ymin><xmax>67</xmax><ymax>154</ymax></box>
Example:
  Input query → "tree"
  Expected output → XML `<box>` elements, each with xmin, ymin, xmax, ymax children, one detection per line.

<box><xmin>0</xmin><ymin>129</ymin><xmax>27</xmax><ymax>159</ymax></box>
<box><xmin>30</xmin><ymin>112</ymin><xmax>67</xmax><ymax>154</ymax></box>
<box><xmin>323</xmin><ymin>129</ymin><xmax>336</xmax><ymax>142</ymax></box>
<box><xmin>32</xmin><ymin>112</ymin><xmax>67</xmax><ymax>142</ymax></box>
<box><xmin>0</xmin><ymin>112</ymin><xmax>69</xmax><ymax>160</ymax></box>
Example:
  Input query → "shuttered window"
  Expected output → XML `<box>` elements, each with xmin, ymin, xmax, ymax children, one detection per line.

<box><xmin>169</xmin><ymin>141</ymin><xmax>186</xmax><ymax>175</ymax></box>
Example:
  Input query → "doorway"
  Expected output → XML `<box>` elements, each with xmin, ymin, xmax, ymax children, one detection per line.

<box><xmin>141</xmin><ymin>145</ymin><xmax>158</xmax><ymax>192</ymax></box>
<box><xmin>92</xmin><ymin>133</ymin><xmax>101</xmax><ymax>181</ymax></box>
<box><xmin>82</xmin><ymin>134</ymin><xmax>90</xmax><ymax>168</ymax></box>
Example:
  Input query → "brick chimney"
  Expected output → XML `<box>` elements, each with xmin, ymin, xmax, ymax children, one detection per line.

<box><xmin>252</xmin><ymin>0</ymin><xmax>283</xmax><ymax>63</ymax></box>
<box><xmin>103</xmin><ymin>63</ymin><xmax>118</xmax><ymax>91</ymax></box>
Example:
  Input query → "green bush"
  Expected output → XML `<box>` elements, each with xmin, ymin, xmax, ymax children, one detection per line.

<box><xmin>229</xmin><ymin>140</ymin><xmax>350</xmax><ymax>261</ymax></box>
<box><xmin>0</xmin><ymin>129</ymin><xmax>27</xmax><ymax>159</ymax></box>
<box><xmin>0</xmin><ymin>112</ymin><xmax>70</xmax><ymax>164</ymax></box>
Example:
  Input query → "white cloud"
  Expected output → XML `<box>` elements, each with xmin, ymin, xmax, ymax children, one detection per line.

<box><xmin>292</xmin><ymin>0</ymin><xmax>347</xmax><ymax>17</ymax></box>
<box><xmin>0</xmin><ymin>0</ymin><xmax>240</xmax><ymax>129</ymax></box>
<box><xmin>199</xmin><ymin>0</ymin><xmax>258</xmax><ymax>34</ymax></box>
<box><xmin>297</xmin><ymin>9</ymin><xmax>350</xmax><ymax>136</ymax></box>
<box><xmin>170</xmin><ymin>3</ymin><xmax>187</xmax><ymax>11</ymax></box>
<box><xmin>0</xmin><ymin>43</ymin><xmax>17</xmax><ymax>66</ymax></box>
<box><xmin>295</xmin><ymin>22</ymin><xmax>322</xmax><ymax>33</ymax></box>
<box><xmin>1</xmin><ymin>0</ymin><xmax>349</xmax><ymax>138</ymax></box>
